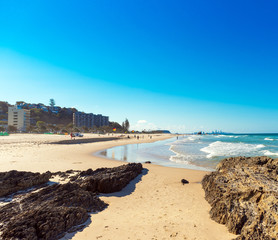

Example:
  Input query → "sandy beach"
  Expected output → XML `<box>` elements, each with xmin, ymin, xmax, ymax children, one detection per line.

<box><xmin>0</xmin><ymin>134</ymin><xmax>236</xmax><ymax>240</ymax></box>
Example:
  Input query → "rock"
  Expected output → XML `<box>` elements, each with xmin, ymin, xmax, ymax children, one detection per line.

<box><xmin>202</xmin><ymin>156</ymin><xmax>278</xmax><ymax>240</ymax></box>
<box><xmin>0</xmin><ymin>182</ymin><xmax>107</xmax><ymax>240</ymax></box>
<box><xmin>52</xmin><ymin>170</ymin><xmax>80</xmax><ymax>180</ymax></box>
<box><xmin>181</xmin><ymin>179</ymin><xmax>189</xmax><ymax>185</ymax></box>
<box><xmin>145</xmin><ymin>161</ymin><xmax>151</xmax><ymax>164</ymax></box>
<box><xmin>0</xmin><ymin>163</ymin><xmax>143</xmax><ymax>239</ymax></box>
<box><xmin>0</xmin><ymin>170</ymin><xmax>51</xmax><ymax>197</ymax></box>
<box><xmin>77</xmin><ymin>163</ymin><xmax>143</xmax><ymax>193</ymax></box>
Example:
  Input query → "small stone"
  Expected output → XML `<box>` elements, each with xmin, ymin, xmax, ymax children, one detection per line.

<box><xmin>181</xmin><ymin>179</ymin><xmax>189</xmax><ymax>185</ymax></box>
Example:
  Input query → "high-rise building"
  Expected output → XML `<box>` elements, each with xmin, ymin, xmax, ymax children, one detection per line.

<box><xmin>94</xmin><ymin>114</ymin><xmax>102</xmax><ymax>127</ymax></box>
<box><xmin>73</xmin><ymin>112</ymin><xmax>109</xmax><ymax>128</ymax></box>
<box><xmin>8</xmin><ymin>106</ymin><xmax>30</xmax><ymax>131</ymax></box>
<box><xmin>103</xmin><ymin>116</ymin><xmax>109</xmax><ymax>126</ymax></box>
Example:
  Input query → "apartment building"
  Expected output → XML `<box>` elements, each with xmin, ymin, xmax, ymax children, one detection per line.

<box><xmin>73</xmin><ymin>112</ymin><xmax>109</xmax><ymax>128</ymax></box>
<box><xmin>8</xmin><ymin>106</ymin><xmax>30</xmax><ymax>131</ymax></box>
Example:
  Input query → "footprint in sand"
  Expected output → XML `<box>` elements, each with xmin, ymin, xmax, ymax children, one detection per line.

<box><xmin>170</xmin><ymin>232</ymin><xmax>178</xmax><ymax>237</ymax></box>
<box><xmin>163</xmin><ymin>225</ymin><xmax>169</xmax><ymax>232</ymax></box>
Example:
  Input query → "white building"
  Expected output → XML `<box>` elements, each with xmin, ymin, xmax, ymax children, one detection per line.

<box><xmin>8</xmin><ymin>106</ymin><xmax>30</xmax><ymax>131</ymax></box>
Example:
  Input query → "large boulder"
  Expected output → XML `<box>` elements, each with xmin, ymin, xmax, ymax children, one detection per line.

<box><xmin>77</xmin><ymin>163</ymin><xmax>143</xmax><ymax>193</ymax></box>
<box><xmin>202</xmin><ymin>156</ymin><xmax>278</xmax><ymax>240</ymax></box>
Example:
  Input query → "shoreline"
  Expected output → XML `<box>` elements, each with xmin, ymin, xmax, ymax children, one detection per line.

<box><xmin>0</xmin><ymin>133</ymin><xmax>236</xmax><ymax>239</ymax></box>
<box><xmin>94</xmin><ymin>137</ymin><xmax>215</xmax><ymax>172</ymax></box>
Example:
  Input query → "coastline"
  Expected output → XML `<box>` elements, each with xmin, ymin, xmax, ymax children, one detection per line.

<box><xmin>0</xmin><ymin>133</ymin><xmax>236</xmax><ymax>239</ymax></box>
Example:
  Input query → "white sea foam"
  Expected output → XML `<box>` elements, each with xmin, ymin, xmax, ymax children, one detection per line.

<box><xmin>169</xmin><ymin>154</ymin><xmax>213</xmax><ymax>171</ymax></box>
<box><xmin>215</xmin><ymin>135</ymin><xmax>239</xmax><ymax>138</ymax></box>
<box><xmin>169</xmin><ymin>154</ymin><xmax>190</xmax><ymax>164</ymax></box>
<box><xmin>263</xmin><ymin>150</ymin><xmax>278</xmax><ymax>156</ymax></box>
<box><xmin>183</xmin><ymin>135</ymin><xmax>200</xmax><ymax>142</ymax></box>
<box><xmin>200</xmin><ymin>141</ymin><xmax>265</xmax><ymax>158</ymax></box>
<box><xmin>168</xmin><ymin>144</ymin><xmax>213</xmax><ymax>170</ymax></box>
<box><xmin>167</xmin><ymin>135</ymin><xmax>200</xmax><ymax>146</ymax></box>
<box><xmin>265</xmin><ymin>137</ymin><xmax>275</xmax><ymax>141</ymax></box>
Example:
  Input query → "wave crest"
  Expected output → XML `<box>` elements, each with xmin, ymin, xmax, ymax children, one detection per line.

<box><xmin>200</xmin><ymin>141</ymin><xmax>265</xmax><ymax>158</ymax></box>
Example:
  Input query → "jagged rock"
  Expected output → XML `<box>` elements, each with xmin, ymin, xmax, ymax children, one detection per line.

<box><xmin>77</xmin><ymin>163</ymin><xmax>143</xmax><ymax>193</ymax></box>
<box><xmin>0</xmin><ymin>170</ymin><xmax>51</xmax><ymax>197</ymax></box>
<box><xmin>0</xmin><ymin>182</ymin><xmax>107</xmax><ymax>240</ymax></box>
<box><xmin>0</xmin><ymin>163</ymin><xmax>143</xmax><ymax>239</ymax></box>
<box><xmin>202</xmin><ymin>156</ymin><xmax>278</xmax><ymax>240</ymax></box>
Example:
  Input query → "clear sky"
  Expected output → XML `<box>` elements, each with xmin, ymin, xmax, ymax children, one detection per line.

<box><xmin>0</xmin><ymin>0</ymin><xmax>278</xmax><ymax>133</ymax></box>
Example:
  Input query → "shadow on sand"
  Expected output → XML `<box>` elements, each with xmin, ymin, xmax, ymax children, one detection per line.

<box><xmin>59</xmin><ymin>168</ymin><xmax>149</xmax><ymax>239</ymax></box>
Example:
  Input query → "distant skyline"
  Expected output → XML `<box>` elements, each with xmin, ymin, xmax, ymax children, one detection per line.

<box><xmin>1</xmin><ymin>0</ymin><xmax>278</xmax><ymax>133</ymax></box>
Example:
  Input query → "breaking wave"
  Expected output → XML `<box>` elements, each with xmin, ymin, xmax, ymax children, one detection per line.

<box><xmin>200</xmin><ymin>141</ymin><xmax>265</xmax><ymax>159</ymax></box>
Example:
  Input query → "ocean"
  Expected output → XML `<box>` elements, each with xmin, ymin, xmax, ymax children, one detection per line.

<box><xmin>97</xmin><ymin>134</ymin><xmax>278</xmax><ymax>171</ymax></box>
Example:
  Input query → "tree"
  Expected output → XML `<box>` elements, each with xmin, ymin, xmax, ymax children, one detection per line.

<box><xmin>0</xmin><ymin>126</ymin><xmax>5</xmax><ymax>132</ymax></box>
<box><xmin>49</xmin><ymin>99</ymin><xmax>56</xmax><ymax>108</ymax></box>
<box><xmin>26</xmin><ymin>125</ymin><xmax>35</xmax><ymax>132</ymax></box>
<box><xmin>125</xmin><ymin>118</ymin><xmax>130</xmax><ymax>131</ymax></box>
<box><xmin>8</xmin><ymin>125</ymin><xmax>17</xmax><ymax>132</ymax></box>
<box><xmin>36</xmin><ymin>121</ymin><xmax>47</xmax><ymax>132</ymax></box>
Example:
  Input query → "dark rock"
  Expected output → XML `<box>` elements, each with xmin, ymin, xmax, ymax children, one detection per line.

<box><xmin>0</xmin><ymin>182</ymin><xmax>107</xmax><ymax>240</ymax></box>
<box><xmin>0</xmin><ymin>163</ymin><xmax>143</xmax><ymax>239</ymax></box>
<box><xmin>145</xmin><ymin>161</ymin><xmax>151</xmax><ymax>164</ymax></box>
<box><xmin>0</xmin><ymin>170</ymin><xmax>51</xmax><ymax>197</ymax></box>
<box><xmin>181</xmin><ymin>179</ymin><xmax>189</xmax><ymax>184</ymax></box>
<box><xmin>202</xmin><ymin>156</ymin><xmax>278</xmax><ymax>240</ymax></box>
<box><xmin>77</xmin><ymin>163</ymin><xmax>143</xmax><ymax>193</ymax></box>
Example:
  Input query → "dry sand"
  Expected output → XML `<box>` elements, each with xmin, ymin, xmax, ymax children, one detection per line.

<box><xmin>0</xmin><ymin>133</ymin><xmax>236</xmax><ymax>240</ymax></box>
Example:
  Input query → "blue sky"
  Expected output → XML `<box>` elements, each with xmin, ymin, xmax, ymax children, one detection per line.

<box><xmin>0</xmin><ymin>0</ymin><xmax>278</xmax><ymax>133</ymax></box>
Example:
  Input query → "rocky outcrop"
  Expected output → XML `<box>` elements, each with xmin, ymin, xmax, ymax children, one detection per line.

<box><xmin>0</xmin><ymin>170</ymin><xmax>51</xmax><ymax>197</ymax></box>
<box><xmin>0</xmin><ymin>163</ymin><xmax>143</xmax><ymax>240</ymax></box>
<box><xmin>76</xmin><ymin>163</ymin><xmax>143</xmax><ymax>193</ymax></box>
<box><xmin>0</xmin><ymin>182</ymin><xmax>107</xmax><ymax>240</ymax></box>
<box><xmin>202</xmin><ymin>156</ymin><xmax>278</xmax><ymax>240</ymax></box>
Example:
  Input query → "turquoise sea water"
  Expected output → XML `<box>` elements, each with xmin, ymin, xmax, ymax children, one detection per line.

<box><xmin>97</xmin><ymin>134</ymin><xmax>278</xmax><ymax>171</ymax></box>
